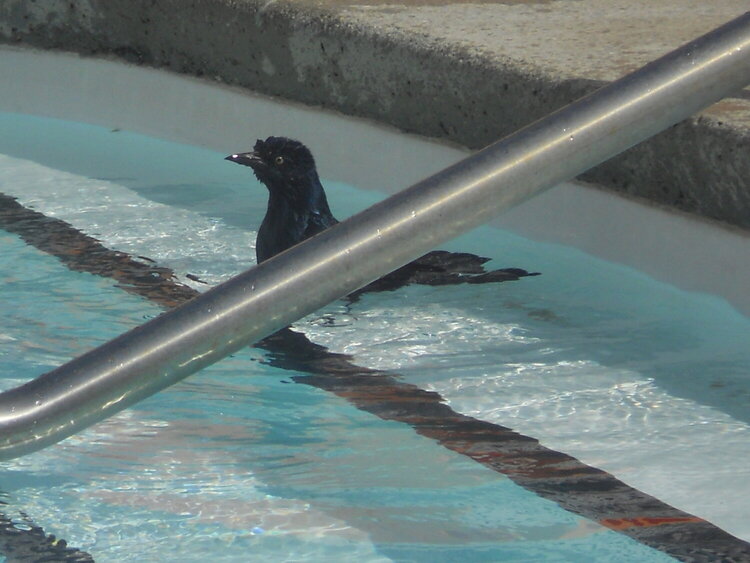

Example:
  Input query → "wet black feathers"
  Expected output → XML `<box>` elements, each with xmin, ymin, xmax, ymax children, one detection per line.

<box><xmin>226</xmin><ymin>136</ymin><xmax>538</xmax><ymax>292</ymax></box>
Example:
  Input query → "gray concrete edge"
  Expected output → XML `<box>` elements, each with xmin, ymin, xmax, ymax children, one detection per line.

<box><xmin>1</xmin><ymin>0</ymin><xmax>749</xmax><ymax>231</ymax></box>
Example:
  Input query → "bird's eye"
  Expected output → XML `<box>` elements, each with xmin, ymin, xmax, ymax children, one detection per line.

<box><xmin>274</xmin><ymin>156</ymin><xmax>284</xmax><ymax>165</ymax></box>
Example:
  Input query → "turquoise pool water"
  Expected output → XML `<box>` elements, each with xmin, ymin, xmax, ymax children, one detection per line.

<box><xmin>1</xmin><ymin>111</ymin><xmax>749</xmax><ymax>560</ymax></box>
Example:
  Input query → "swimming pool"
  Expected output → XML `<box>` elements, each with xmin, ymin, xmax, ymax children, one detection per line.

<box><xmin>3</xmin><ymin>43</ymin><xmax>750</xmax><ymax>560</ymax></box>
<box><xmin>1</xmin><ymin>107</ymin><xmax>750</xmax><ymax>561</ymax></box>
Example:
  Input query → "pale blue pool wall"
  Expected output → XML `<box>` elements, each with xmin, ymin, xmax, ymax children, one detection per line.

<box><xmin>1</xmin><ymin>0</ymin><xmax>750</xmax><ymax>230</ymax></box>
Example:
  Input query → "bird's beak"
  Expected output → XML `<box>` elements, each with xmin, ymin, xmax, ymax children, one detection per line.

<box><xmin>225</xmin><ymin>151</ymin><xmax>264</xmax><ymax>169</ymax></box>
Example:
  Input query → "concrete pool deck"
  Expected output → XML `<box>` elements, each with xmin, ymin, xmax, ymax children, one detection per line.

<box><xmin>1</xmin><ymin>1</ymin><xmax>749</xmax><ymax>230</ymax></box>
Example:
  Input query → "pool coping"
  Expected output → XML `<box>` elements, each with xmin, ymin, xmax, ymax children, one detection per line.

<box><xmin>1</xmin><ymin>0</ymin><xmax>749</xmax><ymax>231</ymax></box>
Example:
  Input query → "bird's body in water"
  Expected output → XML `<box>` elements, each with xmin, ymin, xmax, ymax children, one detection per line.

<box><xmin>226</xmin><ymin>136</ymin><xmax>537</xmax><ymax>295</ymax></box>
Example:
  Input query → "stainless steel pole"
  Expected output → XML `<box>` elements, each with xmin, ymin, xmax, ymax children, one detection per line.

<box><xmin>1</xmin><ymin>12</ymin><xmax>749</xmax><ymax>460</ymax></box>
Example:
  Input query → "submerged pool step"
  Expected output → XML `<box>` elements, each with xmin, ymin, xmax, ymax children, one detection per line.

<box><xmin>2</xmin><ymin>192</ymin><xmax>749</xmax><ymax>561</ymax></box>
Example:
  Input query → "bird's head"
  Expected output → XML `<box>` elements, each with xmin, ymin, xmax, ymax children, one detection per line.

<box><xmin>225</xmin><ymin>136</ymin><xmax>317</xmax><ymax>195</ymax></box>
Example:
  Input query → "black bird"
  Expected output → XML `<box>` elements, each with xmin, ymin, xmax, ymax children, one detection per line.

<box><xmin>225</xmin><ymin>136</ymin><xmax>537</xmax><ymax>296</ymax></box>
<box><xmin>226</xmin><ymin>136</ymin><xmax>337</xmax><ymax>264</ymax></box>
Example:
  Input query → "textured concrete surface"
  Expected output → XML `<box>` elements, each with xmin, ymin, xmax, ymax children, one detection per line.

<box><xmin>0</xmin><ymin>0</ymin><xmax>749</xmax><ymax>230</ymax></box>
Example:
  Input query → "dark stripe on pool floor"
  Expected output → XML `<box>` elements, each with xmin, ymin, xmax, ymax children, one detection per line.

<box><xmin>2</xmin><ymin>191</ymin><xmax>749</xmax><ymax>562</ymax></box>
<box><xmin>0</xmin><ymin>511</ymin><xmax>94</xmax><ymax>563</ymax></box>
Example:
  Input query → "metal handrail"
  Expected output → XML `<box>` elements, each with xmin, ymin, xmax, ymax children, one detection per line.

<box><xmin>1</xmin><ymin>12</ymin><xmax>749</xmax><ymax>460</ymax></box>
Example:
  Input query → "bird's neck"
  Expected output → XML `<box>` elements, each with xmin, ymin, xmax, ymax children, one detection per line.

<box><xmin>270</xmin><ymin>171</ymin><xmax>333</xmax><ymax>219</ymax></box>
<box><xmin>257</xmin><ymin>172</ymin><xmax>335</xmax><ymax>263</ymax></box>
